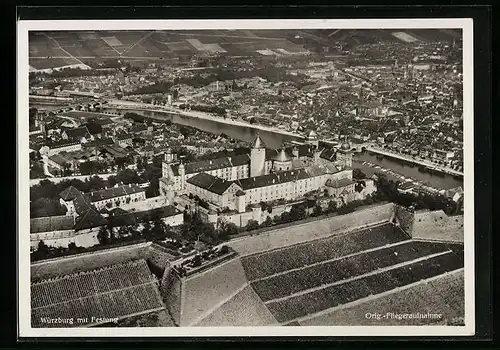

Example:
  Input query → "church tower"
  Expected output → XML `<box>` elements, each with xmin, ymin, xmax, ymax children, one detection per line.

<box><xmin>250</xmin><ymin>133</ymin><xmax>266</xmax><ymax>177</ymax></box>
<box><xmin>164</xmin><ymin>147</ymin><xmax>174</xmax><ymax>164</ymax></box>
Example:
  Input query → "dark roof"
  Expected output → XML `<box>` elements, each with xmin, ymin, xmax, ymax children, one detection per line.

<box><xmin>59</xmin><ymin>186</ymin><xmax>83</xmax><ymax>201</ymax></box>
<box><xmin>325</xmin><ymin>178</ymin><xmax>355</xmax><ymax>188</ymax></box>
<box><xmin>184</xmin><ymin>154</ymin><xmax>250</xmax><ymax>174</ymax></box>
<box><xmin>110</xmin><ymin>205</ymin><xmax>181</xmax><ymax>227</ymax></box>
<box><xmin>64</xmin><ymin>126</ymin><xmax>91</xmax><ymax>140</ymax></box>
<box><xmin>100</xmin><ymin>144</ymin><xmax>128</xmax><ymax>158</ymax></box>
<box><xmin>265</xmin><ymin>144</ymin><xmax>314</xmax><ymax>160</ymax></box>
<box><xmin>30</xmin><ymin>216</ymin><xmax>74</xmax><ymax>233</ymax></box>
<box><xmin>131</xmin><ymin>124</ymin><xmax>148</xmax><ymax>133</ymax></box>
<box><xmin>186</xmin><ymin>172</ymin><xmax>234</xmax><ymax>195</ymax></box>
<box><xmin>74</xmin><ymin>207</ymin><xmax>108</xmax><ymax>231</ymax></box>
<box><xmin>234</xmin><ymin>168</ymin><xmax>310</xmax><ymax>191</ymax></box>
<box><xmin>93</xmin><ymin>118</ymin><xmax>114</xmax><ymax>126</ymax></box>
<box><xmin>48</xmin><ymin>154</ymin><xmax>70</xmax><ymax>166</ymax></box>
<box><xmin>319</xmin><ymin>146</ymin><xmax>337</xmax><ymax>161</ymax></box>
<box><xmin>116</xmin><ymin>133</ymin><xmax>132</xmax><ymax>140</ymax></box>
<box><xmin>48</xmin><ymin>140</ymin><xmax>81</xmax><ymax>149</ymax></box>
<box><xmin>87</xmin><ymin>184</ymin><xmax>144</xmax><ymax>203</ymax></box>
<box><xmin>83</xmin><ymin>138</ymin><xmax>114</xmax><ymax>148</ymax></box>
<box><xmin>73</xmin><ymin>194</ymin><xmax>95</xmax><ymax>215</ymax></box>
<box><xmin>83</xmin><ymin>122</ymin><xmax>103</xmax><ymax>135</ymax></box>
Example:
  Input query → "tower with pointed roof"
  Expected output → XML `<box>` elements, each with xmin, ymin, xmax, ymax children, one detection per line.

<box><xmin>336</xmin><ymin>136</ymin><xmax>353</xmax><ymax>168</ymax></box>
<box><xmin>250</xmin><ymin>133</ymin><xmax>266</xmax><ymax>177</ymax></box>
<box><xmin>273</xmin><ymin>148</ymin><xmax>292</xmax><ymax>172</ymax></box>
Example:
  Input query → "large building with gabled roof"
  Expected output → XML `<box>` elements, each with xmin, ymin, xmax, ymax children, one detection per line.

<box><xmin>160</xmin><ymin>133</ymin><xmax>356</xmax><ymax>213</ymax></box>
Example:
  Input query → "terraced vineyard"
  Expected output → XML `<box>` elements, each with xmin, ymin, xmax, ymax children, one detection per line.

<box><xmin>252</xmin><ymin>241</ymin><xmax>460</xmax><ymax>302</ymax></box>
<box><xmin>31</xmin><ymin>259</ymin><xmax>164</xmax><ymax>327</ymax></box>
<box><xmin>241</xmin><ymin>223</ymin><xmax>410</xmax><ymax>281</ymax></box>
<box><xmin>264</xmin><ymin>250</ymin><xmax>464</xmax><ymax>323</ymax></box>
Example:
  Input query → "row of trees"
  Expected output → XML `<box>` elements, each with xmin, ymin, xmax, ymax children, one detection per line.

<box><xmin>96</xmin><ymin>216</ymin><xmax>176</xmax><ymax>246</ymax></box>
<box><xmin>178</xmin><ymin>104</ymin><xmax>226</xmax><ymax>117</ymax></box>
<box><xmin>125</xmin><ymin>66</ymin><xmax>313</xmax><ymax>96</ymax></box>
<box><xmin>373</xmin><ymin>173</ymin><xmax>461</xmax><ymax>215</ymax></box>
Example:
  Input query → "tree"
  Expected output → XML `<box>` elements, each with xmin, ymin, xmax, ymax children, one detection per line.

<box><xmin>312</xmin><ymin>204</ymin><xmax>323</xmax><ymax>217</ymax></box>
<box><xmin>107</xmin><ymin>175</ymin><xmax>118</xmax><ymax>188</ymax></box>
<box><xmin>85</xmin><ymin>175</ymin><xmax>106</xmax><ymax>191</ymax></box>
<box><xmin>280</xmin><ymin>211</ymin><xmax>293</xmax><ymax>223</ymax></box>
<box><xmin>117</xmin><ymin>226</ymin><xmax>129</xmax><ymax>238</ymax></box>
<box><xmin>116</xmin><ymin>168</ymin><xmax>141</xmax><ymax>185</ymax></box>
<box><xmin>62</xmin><ymin>163</ymin><xmax>73</xmax><ymax>177</ymax></box>
<box><xmin>79</xmin><ymin>161</ymin><xmax>99</xmax><ymax>175</ymax></box>
<box><xmin>262</xmin><ymin>216</ymin><xmax>273</xmax><ymax>227</ymax></box>
<box><xmin>327</xmin><ymin>200</ymin><xmax>337</xmax><ymax>213</ymax></box>
<box><xmin>30</xmin><ymin>162</ymin><xmax>45</xmax><ymax>179</ymax></box>
<box><xmin>142</xmin><ymin>221</ymin><xmax>153</xmax><ymax>238</ymax></box>
<box><xmin>218</xmin><ymin>219</ymin><xmax>238</xmax><ymax>240</ymax></box>
<box><xmin>30</xmin><ymin>198</ymin><xmax>67</xmax><ymax>218</ymax></box>
<box><xmin>246</xmin><ymin>219</ymin><xmax>260</xmax><ymax>231</ymax></box>
<box><xmin>151</xmin><ymin>217</ymin><xmax>167</xmax><ymax>240</ymax></box>
<box><xmin>353</xmin><ymin>168</ymin><xmax>367</xmax><ymax>180</ymax></box>
<box><xmin>97</xmin><ymin>226</ymin><xmax>110</xmax><ymax>245</ymax></box>
<box><xmin>37</xmin><ymin>240</ymin><xmax>49</xmax><ymax>255</ymax></box>
<box><xmin>290</xmin><ymin>203</ymin><xmax>307</xmax><ymax>221</ymax></box>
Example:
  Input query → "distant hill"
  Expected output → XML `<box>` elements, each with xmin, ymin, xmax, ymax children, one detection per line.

<box><xmin>28</xmin><ymin>29</ymin><xmax>462</xmax><ymax>71</ymax></box>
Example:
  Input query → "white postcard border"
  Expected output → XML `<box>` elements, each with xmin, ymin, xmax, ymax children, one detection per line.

<box><xmin>17</xmin><ymin>18</ymin><xmax>475</xmax><ymax>338</ymax></box>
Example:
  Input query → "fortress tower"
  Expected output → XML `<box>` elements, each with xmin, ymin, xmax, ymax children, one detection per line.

<box><xmin>336</xmin><ymin>137</ymin><xmax>353</xmax><ymax>168</ymax></box>
<box><xmin>250</xmin><ymin>134</ymin><xmax>266</xmax><ymax>177</ymax></box>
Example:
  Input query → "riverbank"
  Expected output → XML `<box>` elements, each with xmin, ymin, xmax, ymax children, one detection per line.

<box><xmin>106</xmin><ymin>100</ymin><xmax>304</xmax><ymax>140</ymax></box>
<box><xmin>366</xmin><ymin>147</ymin><xmax>463</xmax><ymax>177</ymax></box>
<box><xmin>355</xmin><ymin>160</ymin><xmax>448</xmax><ymax>194</ymax></box>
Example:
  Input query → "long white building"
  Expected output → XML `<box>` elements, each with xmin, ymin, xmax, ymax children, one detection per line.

<box><xmin>160</xmin><ymin>134</ymin><xmax>356</xmax><ymax>212</ymax></box>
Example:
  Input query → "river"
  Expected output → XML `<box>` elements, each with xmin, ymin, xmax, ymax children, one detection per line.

<box><xmin>34</xmin><ymin>104</ymin><xmax>462</xmax><ymax>190</ymax></box>
<box><xmin>353</xmin><ymin>152</ymin><xmax>463</xmax><ymax>190</ymax></box>
<box><xmin>104</xmin><ymin>107</ymin><xmax>304</xmax><ymax>149</ymax></box>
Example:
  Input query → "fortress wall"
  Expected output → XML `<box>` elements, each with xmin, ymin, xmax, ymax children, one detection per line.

<box><xmin>161</xmin><ymin>264</ymin><xmax>182</xmax><ymax>326</ymax></box>
<box><xmin>31</xmin><ymin>242</ymin><xmax>151</xmax><ymax>280</ymax></box>
<box><xmin>412</xmin><ymin>210</ymin><xmax>464</xmax><ymax>243</ymax></box>
<box><xmin>180</xmin><ymin>256</ymin><xmax>249</xmax><ymax>326</ymax></box>
<box><xmin>227</xmin><ymin>203</ymin><xmax>395</xmax><ymax>257</ymax></box>
<box><xmin>194</xmin><ymin>285</ymin><xmax>278</xmax><ymax>327</ymax></box>
<box><xmin>394</xmin><ymin>204</ymin><xmax>415</xmax><ymax>236</ymax></box>
<box><xmin>146</xmin><ymin>243</ymin><xmax>177</xmax><ymax>272</ymax></box>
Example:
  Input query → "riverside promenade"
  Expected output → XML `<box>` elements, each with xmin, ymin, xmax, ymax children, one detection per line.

<box><xmin>106</xmin><ymin>99</ymin><xmax>304</xmax><ymax>139</ymax></box>
<box><xmin>366</xmin><ymin>147</ymin><xmax>463</xmax><ymax>177</ymax></box>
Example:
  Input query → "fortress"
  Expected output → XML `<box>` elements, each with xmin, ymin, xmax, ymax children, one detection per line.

<box><xmin>31</xmin><ymin>202</ymin><xmax>465</xmax><ymax>327</ymax></box>
<box><xmin>160</xmin><ymin>132</ymin><xmax>357</xmax><ymax>214</ymax></box>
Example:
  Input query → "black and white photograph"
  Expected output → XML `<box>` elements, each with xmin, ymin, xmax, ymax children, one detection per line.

<box><xmin>17</xmin><ymin>19</ymin><xmax>474</xmax><ymax>337</ymax></box>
